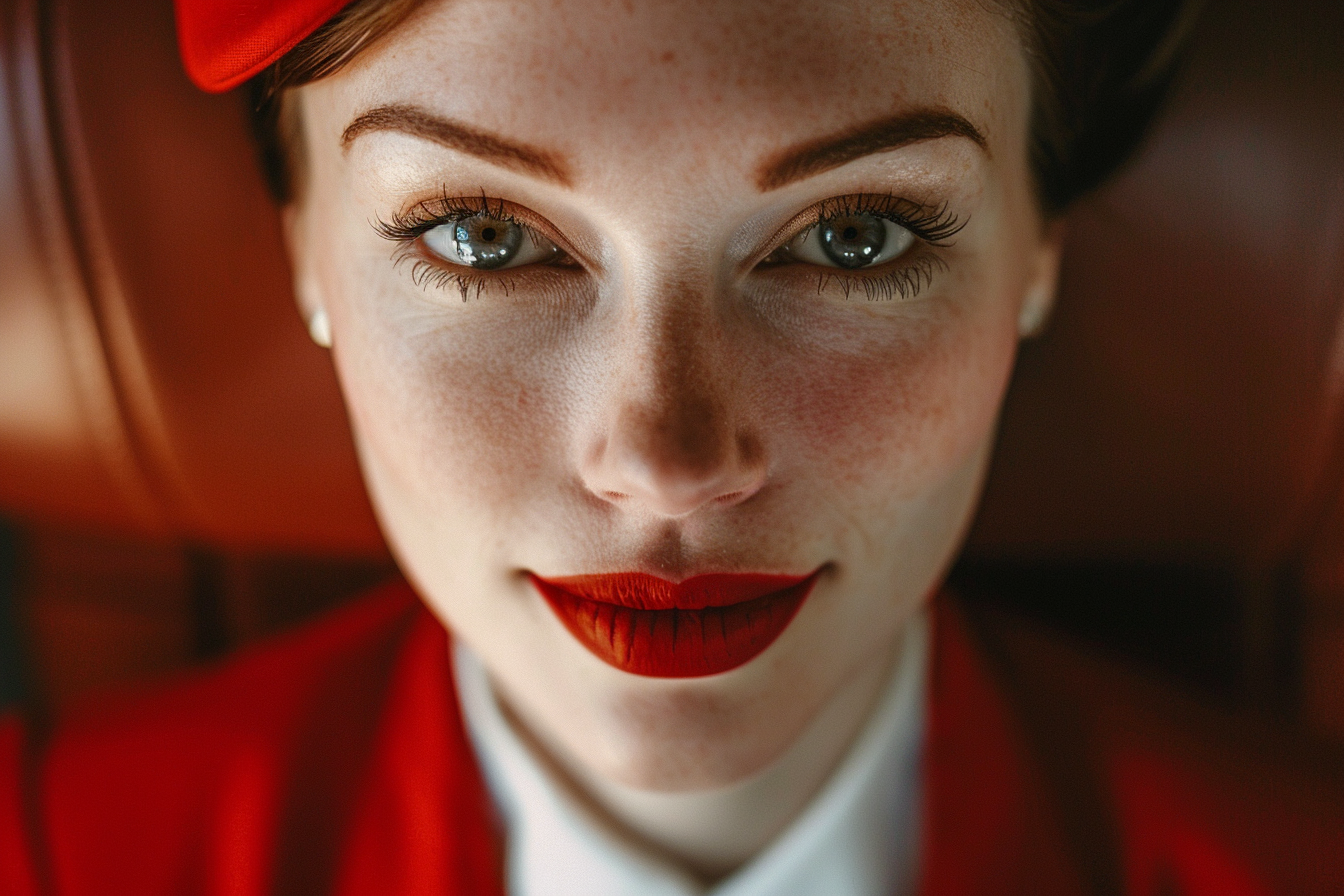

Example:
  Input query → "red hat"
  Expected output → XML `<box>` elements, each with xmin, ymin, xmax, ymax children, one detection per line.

<box><xmin>174</xmin><ymin>0</ymin><xmax>354</xmax><ymax>93</ymax></box>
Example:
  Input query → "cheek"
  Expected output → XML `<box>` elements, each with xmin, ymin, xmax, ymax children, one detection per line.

<box><xmin>762</xmin><ymin>294</ymin><xmax>1019</xmax><ymax>500</ymax></box>
<box><xmin>338</xmin><ymin>315</ymin><xmax>563</xmax><ymax>522</ymax></box>
<box><xmin>316</xmin><ymin>260</ymin><xmax>570</xmax><ymax>557</ymax></box>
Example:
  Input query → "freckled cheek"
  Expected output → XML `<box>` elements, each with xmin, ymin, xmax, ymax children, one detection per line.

<box><xmin>769</xmin><ymin>310</ymin><xmax>1017</xmax><ymax>494</ymax></box>
<box><xmin>336</xmin><ymin>318</ymin><xmax>568</xmax><ymax>516</ymax></box>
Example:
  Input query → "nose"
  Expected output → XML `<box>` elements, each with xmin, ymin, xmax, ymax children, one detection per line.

<box><xmin>579</xmin><ymin>304</ymin><xmax>767</xmax><ymax>519</ymax></box>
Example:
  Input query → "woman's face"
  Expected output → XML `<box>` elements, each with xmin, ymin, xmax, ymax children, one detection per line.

<box><xmin>287</xmin><ymin>0</ymin><xmax>1059</xmax><ymax>790</ymax></box>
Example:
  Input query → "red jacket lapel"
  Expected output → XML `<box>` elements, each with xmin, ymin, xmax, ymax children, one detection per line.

<box><xmin>918</xmin><ymin>597</ymin><xmax>1085</xmax><ymax>896</ymax></box>
<box><xmin>334</xmin><ymin>603</ymin><xmax>504</xmax><ymax>896</ymax></box>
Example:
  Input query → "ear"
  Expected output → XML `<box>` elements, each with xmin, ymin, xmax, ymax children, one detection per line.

<box><xmin>282</xmin><ymin>203</ymin><xmax>332</xmax><ymax>348</ymax></box>
<box><xmin>1018</xmin><ymin>219</ymin><xmax>1066</xmax><ymax>339</ymax></box>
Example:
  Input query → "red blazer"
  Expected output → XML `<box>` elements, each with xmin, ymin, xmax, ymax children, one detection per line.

<box><xmin>0</xmin><ymin>582</ymin><xmax>1339</xmax><ymax>895</ymax></box>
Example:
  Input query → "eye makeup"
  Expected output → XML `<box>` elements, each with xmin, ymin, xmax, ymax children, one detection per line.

<box><xmin>375</xmin><ymin>192</ymin><xmax>582</xmax><ymax>302</ymax></box>
<box><xmin>757</xmin><ymin>193</ymin><xmax>965</xmax><ymax>303</ymax></box>
<box><xmin>373</xmin><ymin>189</ymin><xmax>966</xmax><ymax>304</ymax></box>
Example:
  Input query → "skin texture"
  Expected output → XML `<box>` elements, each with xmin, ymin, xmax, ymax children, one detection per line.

<box><xmin>285</xmin><ymin>0</ymin><xmax>1062</xmax><ymax>878</ymax></box>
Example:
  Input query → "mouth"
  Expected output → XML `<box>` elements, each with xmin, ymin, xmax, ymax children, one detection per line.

<box><xmin>528</xmin><ymin>569</ymin><xmax>821</xmax><ymax>678</ymax></box>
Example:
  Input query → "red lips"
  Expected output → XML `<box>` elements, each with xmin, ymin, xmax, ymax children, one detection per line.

<box><xmin>529</xmin><ymin>570</ymin><xmax>819</xmax><ymax>678</ymax></box>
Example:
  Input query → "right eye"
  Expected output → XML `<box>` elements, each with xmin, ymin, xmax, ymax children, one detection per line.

<box><xmin>422</xmin><ymin>212</ymin><xmax>567</xmax><ymax>270</ymax></box>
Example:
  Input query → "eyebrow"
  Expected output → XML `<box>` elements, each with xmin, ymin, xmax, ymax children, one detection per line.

<box><xmin>341</xmin><ymin>104</ymin><xmax>574</xmax><ymax>187</ymax></box>
<box><xmin>755</xmin><ymin>108</ymin><xmax>988</xmax><ymax>191</ymax></box>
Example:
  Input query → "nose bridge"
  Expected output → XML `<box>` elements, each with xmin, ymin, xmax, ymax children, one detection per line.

<box><xmin>625</xmin><ymin>278</ymin><xmax>721</xmax><ymax>425</ymax></box>
<box><xmin>581</xmin><ymin>271</ymin><xmax>765</xmax><ymax>518</ymax></box>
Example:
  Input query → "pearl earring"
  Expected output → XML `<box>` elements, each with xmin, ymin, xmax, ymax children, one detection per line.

<box><xmin>307</xmin><ymin>308</ymin><xmax>332</xmax><ymax>348</ymax></box>
<box><xmin>1017</xmin><ymin>289</ymin><xmax>1050</xmax><ymax>338</ymax></box>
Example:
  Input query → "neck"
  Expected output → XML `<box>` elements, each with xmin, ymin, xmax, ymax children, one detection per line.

<box><xmin>497</xmin><ymin>623</ymin><xmax>918</xmax><ymax>882</ymax></box>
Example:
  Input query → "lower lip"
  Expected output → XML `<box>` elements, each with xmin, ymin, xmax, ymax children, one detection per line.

<box><xmin>529</xmin><ymin>571</ymin><xmax>820</xmax><ymax>678</ymax></box>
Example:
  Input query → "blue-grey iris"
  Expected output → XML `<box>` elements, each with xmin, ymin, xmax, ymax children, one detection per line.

<box><xmin>818</xmin><ymin>214</ymin><xmax>886</xmax><ymax>269</ymax></box>
<box><xmin>452</xmin><ymin>215</ymin><xmax>523</xmax><ymax>270</ymax></box>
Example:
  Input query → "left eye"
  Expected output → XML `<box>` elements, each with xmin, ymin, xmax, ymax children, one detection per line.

<box><xmin>421</xmin><ymin>213</ymin><xmax>565</xmax><ymax>270</ymax></box>
<box><xmin>779</xmin><ymin>213</ymin><xmax>916</xmax><ymax>270</ymax></box>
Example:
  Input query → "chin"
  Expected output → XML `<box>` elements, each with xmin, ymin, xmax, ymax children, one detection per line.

<box><xmin>572</xmin><ymin>681</ymin><xmax>818</xmax><ymax>792</ymax></box>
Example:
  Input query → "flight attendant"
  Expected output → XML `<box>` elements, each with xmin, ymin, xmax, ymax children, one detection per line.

<box><xmin>2</xmin><ymin>0</ymin><xmax>1340</xmax><ymax>893</ymax></box>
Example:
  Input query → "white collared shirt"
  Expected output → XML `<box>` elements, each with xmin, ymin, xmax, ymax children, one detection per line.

<box><xmin>453</xmin><ymin>610</ymin><xmax>928</xmax><ymax>896</ymax></box>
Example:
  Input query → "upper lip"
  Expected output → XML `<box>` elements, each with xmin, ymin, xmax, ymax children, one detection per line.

<box><xmin>528</xmin><ymin>569</ymin><xmax>821</xmax><ymax>611</ymax></box>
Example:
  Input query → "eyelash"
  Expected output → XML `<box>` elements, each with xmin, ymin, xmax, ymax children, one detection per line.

<box><xmin>811</xmin><ymin>255</ymin><xmax>947</xmax><ymax>302</ymax></box>
<box><xmin>793</xmin><ymin>193</ymin><xmax>966</xmax><ymax>246</ymax></box>
<box><xmin>373</xmin><ymin>190</ymin><xmax>964</xmax><ymax>303</ymax></box>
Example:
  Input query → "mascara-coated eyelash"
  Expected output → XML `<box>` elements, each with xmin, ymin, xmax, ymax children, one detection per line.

<box><xmin>811</xmin><ymin>255</ymin><xmax>947</xmax><ymax>302</ymax></box>
<box><xmin>761</xmin><ymin>193</ymin><xmax>965</xmax><ymax>265</ymax></box>
<box><xmin>808</xmin><ymin>194</ymin><xmax>964</xmax><ymax>246</ymax></box>
<box><xmin>376</xmin><ymin>191</ymin><xmax>522</xmax><ymax>242</ymax></box>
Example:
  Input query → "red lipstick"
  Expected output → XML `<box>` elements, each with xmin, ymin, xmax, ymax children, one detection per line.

<box><xmin>529</xmin><ymin>570</ymin><xmax>819</xmax><ymax>678</ymax></box>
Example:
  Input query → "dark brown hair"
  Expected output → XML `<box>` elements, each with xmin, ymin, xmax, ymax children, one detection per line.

<box><xmin>1014</xmin><ymin>0</ymin><xmax>1204</xmax><ymax>215</ymax></box>
<box><xmin>249</xmin><ymin>0</ymin><xmax>426</xmax><ymax>202</ymax></box>
<box><xmin>249</xmin><ymin>0</ymin><xmax>1202</xmax><ymax>216</ymax></box>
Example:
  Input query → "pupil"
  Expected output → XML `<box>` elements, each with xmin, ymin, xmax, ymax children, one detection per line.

<box><xmin>819</xmin><ymin>214</ymin><xmax>886</xmax><ymax>270</ymax></box>
<box><xmin>453</xmin><ymin>214</ymin><xmax>522</xmax><ymax>270</ymax></box>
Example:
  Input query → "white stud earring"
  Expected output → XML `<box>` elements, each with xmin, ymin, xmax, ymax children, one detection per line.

<box><xmin>307</xmin><ymin>308</ymin><xmax>332</xmax><ymax>348</ymax></box>
<box><xmin>1017</xmin><ymin>288</ymin><xmax>1051</xmax><ymax>338</ymax></box>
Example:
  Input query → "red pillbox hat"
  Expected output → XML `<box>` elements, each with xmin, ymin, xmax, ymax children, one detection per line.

<box><xmin>173</xmin><ymin>0</ymin><xmax>354</xmax><ymax>93</ymax></box>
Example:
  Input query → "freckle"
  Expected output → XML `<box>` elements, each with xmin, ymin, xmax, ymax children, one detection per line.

<box><xmin>660</xmin><ymin>50</ymin><xmax>675</xmax><ymax>63</ymax></box>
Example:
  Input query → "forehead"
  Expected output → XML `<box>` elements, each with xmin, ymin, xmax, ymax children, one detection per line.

<box><xmin>326</xmin><ymin>0</ymin><xmax>1027</xmax><ymax>178</ymax></box>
